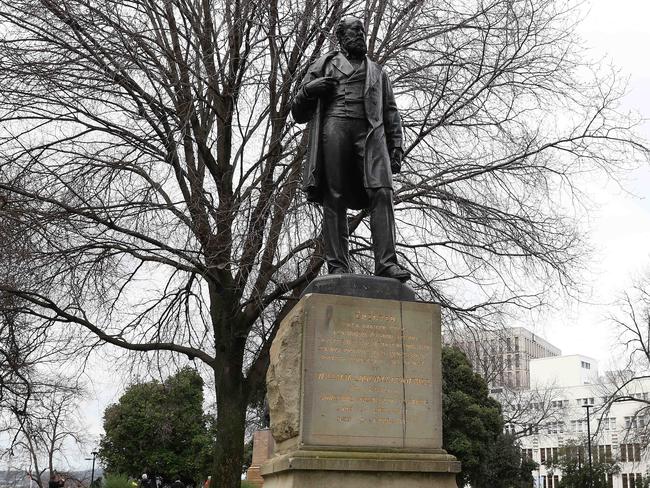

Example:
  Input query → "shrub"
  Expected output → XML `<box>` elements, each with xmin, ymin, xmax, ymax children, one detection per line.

<box><xmin>103</xmin><ymin>474</ymin><xmax>133</xmax><ymax>488</ymax></box>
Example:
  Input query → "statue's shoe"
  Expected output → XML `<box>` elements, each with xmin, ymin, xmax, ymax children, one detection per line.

<box><xmin>378</xmin><ymin>266</ymin><xmax>411</xmax><ymax>283</ymax></box>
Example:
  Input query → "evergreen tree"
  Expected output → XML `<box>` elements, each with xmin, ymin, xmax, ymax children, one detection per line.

<box><xmin>99</xmin><ymin>368</ymin><xmax>213</xmax><ymax>484</ymax></box>
<box><xmin>443</xmin><ymin>346</ymin><xmax>536</xmax><ymax>487</ymax></box>
<box><xmin>546</xmin><ymin>442</ymin><xmax>620</xmax><ymax>488</ymax></box>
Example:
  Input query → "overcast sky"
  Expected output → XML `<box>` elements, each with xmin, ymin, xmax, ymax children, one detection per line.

<box><xmin>60</xmin><ymin>0</ymin><xmax>650</xmax><ymax>470</ymax></box>
<box><xmin>534</xmin><ymin>0</ymin><xmax>650</xmax><ymax>369</ymax></box>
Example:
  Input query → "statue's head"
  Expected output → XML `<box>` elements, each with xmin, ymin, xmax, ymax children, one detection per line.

<box><xmin>336</xmin><ymin>16</ymin><xmax>367</xmax><ymax>58</ymax></box>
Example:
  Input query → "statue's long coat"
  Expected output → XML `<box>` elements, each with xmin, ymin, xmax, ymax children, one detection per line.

<box><xmin>291</xmin><ymin>51</ymin><xmax>403</xmax><ymax>210</ymax></box>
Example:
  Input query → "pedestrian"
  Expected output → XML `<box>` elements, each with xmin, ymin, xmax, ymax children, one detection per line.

<box><xmin>139</xmin><ymin>474</ymin><xmax>151</xmax><ymax>488</ymax></box>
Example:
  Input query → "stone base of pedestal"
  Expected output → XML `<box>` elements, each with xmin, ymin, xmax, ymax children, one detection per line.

<box><xmin>261</xmin><ymin>449</ymin><xmax>459</xmax><ymax>488</ymax></box>
<box><xmin>263</xmin><ymin>276</ymin><xmax>461</xmax><ymax>488</ymax></box>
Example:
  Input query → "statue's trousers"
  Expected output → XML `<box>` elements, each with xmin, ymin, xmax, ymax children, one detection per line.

<box><xmin>320</xmin><ymin>116</ymin><xmax>399</xmax><ymax>274</ymax></box>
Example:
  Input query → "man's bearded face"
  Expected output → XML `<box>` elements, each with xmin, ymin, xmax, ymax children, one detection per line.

<box><xmin>340</xmin><ymin>20</ymin><xmax>367</xmax><ymax>57</ymax></box>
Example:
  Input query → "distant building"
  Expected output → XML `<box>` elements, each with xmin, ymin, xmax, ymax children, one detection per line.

<box><xmin>502</xmin><ymin>356</ymin><xmax>650</xmax><ymax>488</ymax></box>
<box><xmin>446</xmin><ymin>326</ymin><xmax>561</xmax><ymax>389</ymax></box>
<box><xmin>530</xmin><ymin>354</ymin><xmax>599</xmax><ymax>388</ymax></box>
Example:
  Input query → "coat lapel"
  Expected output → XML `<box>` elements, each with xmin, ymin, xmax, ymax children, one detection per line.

<box><xmin>364</xmin><ymin>57</ymin><xmax>380</xmax><ymax>94</ymax></box>
<box><xmin>331</xmin><ymin>52</ymin><xmax>354</xmax><ymax>77</ymax></box>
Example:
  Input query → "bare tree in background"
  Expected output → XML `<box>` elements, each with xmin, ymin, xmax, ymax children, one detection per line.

<box><xmin>0</xmin><ymin>379</ymin><xmax>86</xmax><ymax>488</ymax></box>
<box><xmin>596</xmin><ymin>274</ymin><xmax>650</xmax><ymax>446</ymax></box>
<box><xmin>497</xmin><ymin>384</ymin><xmax>566</xmax><ymax>439</ymax></box>
<box><xmin>0</xmin><ymin>0</ymin><xmax>647</xmax><ymax>485</ymax></box>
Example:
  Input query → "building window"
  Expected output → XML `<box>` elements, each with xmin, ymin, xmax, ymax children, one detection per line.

<box><xmin>622</xmin><ymin>473</ymin><xmax>644</xmax><ymax>488</ymax></box>
<box><xmin>581</xmin><ymin>361</ymin><xmax>591</xmax><ymax>369</ymax></box>
<box><xmin>539</xmin><ymin>447</ymin><xmax>558</xmax><ymax>465</ymax></box>
<box><xmin>576</xmin><ymin>397</ymin><xmax>595</xmax><ymax>406</ymax></box>
<box><xmin>620</xmin><ymin>444</ymin><xmax>642</xmax><ymax>463</ymax></box>
<box><xmin>624</xmin><ymin>415</ymin><xmax>646</xmax><ymax>430</ymax></box>
<box><xmin>546</xmin><ymin>421</ymin><xmax>564</xmax><ymax>434</ymax></box>
<box><xmin>597</xmin><ymin>445</ymin><xmax>612</xmax><ymax>462</ymax></box>
<box><xmin>603</xmin><ymin>417</ymin><xmax>616</xmax><ymax>430</ymax></box>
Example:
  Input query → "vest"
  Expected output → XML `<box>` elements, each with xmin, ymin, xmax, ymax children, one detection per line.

<box><xmin>324</xmin><ymin>61</ymin><xmax>366</xmax><ymax>119</ymax></box>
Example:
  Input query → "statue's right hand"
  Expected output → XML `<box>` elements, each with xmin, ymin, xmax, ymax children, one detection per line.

<box><xmin>304</xmin><ymin>77</ymin><xmax>339</xmax><ymax>98</ymax></box>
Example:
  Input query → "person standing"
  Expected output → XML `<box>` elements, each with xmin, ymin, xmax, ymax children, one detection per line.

<box><xmin>170</xmin><ymin>477</ymin><xmax>184</xmax><ymax>488</ymax></box>
<box><xmin>138</xmin><ymin>474</ymin><xmax>151</xmax><ymax>488</ymax></box>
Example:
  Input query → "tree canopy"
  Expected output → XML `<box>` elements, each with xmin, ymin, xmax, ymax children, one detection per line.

<box><xmin>442</xmin><ymin>346</ymin><xmax>535</xmax><ymax>488</ymax></box>
<box><xmin>545</xmin><ymin>441</ymin><xmax>620</xmax><ymax>488</ymax></box>
<box><xmin>0</xmin><ymin>0</ymin><xmax>647</xmax><ymax>486</ymax></box>
<box><xmin>99</xmin><ymin>368</ymin><xmax>213</xmax><ymax>484</ymax></box>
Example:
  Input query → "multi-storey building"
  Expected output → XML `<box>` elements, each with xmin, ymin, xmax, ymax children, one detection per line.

<box><xmin>500</xmin><ymin>355</ymin><xmax>650</xmax><ymax>488</ymax></box>
<box><xmin>447</xmin><ymin>326</ymin><xmax>561</xmax><ymax>389</ymax></box>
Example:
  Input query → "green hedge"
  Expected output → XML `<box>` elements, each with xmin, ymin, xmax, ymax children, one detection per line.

<box><xmin>103</xmin><ymin>474</ymin><xmax>132</xmax><ymax>488</ymax></box>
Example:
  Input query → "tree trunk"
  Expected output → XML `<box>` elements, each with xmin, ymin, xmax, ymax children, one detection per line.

<box><xmin>212</xmin><ymin>351</ymin><xmax>247</xmax><ymax>488</ymax></box>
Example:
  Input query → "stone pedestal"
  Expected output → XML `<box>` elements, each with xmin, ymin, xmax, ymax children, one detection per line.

<box><xmin>262</xmin><ymin>276</ymin><xmax>460</xmax><ymax>487</ymax></box>
<box><xmin>246</xmin><ymin>430</ymin><xmax>275</xmax><ymax>487</ymax></box>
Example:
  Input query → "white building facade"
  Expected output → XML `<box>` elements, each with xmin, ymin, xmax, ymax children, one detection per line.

<box><xmin>504</xmin><ymin>356</ymin><xmax>650</xmax><ymax>488</ymax></box>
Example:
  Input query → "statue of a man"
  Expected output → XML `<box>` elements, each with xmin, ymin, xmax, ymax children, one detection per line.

<box><xmin>292</xmin><ymin>16</ymin><xmax>410</xmax><ymax>282</ymax></box>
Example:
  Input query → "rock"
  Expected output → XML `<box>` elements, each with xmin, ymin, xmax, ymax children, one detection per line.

<box><xmin>266</xmin><ymin>304</ymin><xmax>303</xmax><ymax>442</ymax></box>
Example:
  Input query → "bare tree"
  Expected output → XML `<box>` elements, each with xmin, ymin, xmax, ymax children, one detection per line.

<box><xmin>0</xmin><ymin>0</ymin><xmax>647</xmax><ymax>485</ymax></box>
<box><xmin>596</xmin><ymin>274</ymin><xmax>650</xmax><ymax>446</ymax></box>
<box><xmin>497</xmin><ymin>384</ymin><xmax>566</xmax><ymax>439</ymax></box>
<box><xmin>0</xmin><ymin>188</ymin><xmax>67</xmax><ymax>421</ymax></box>
<box><xmin>1</xmin><ymin>379</ymin><xmax>86</xmax><ymax>488</ymax></box>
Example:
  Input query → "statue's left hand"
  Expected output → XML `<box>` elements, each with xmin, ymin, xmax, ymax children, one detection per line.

<box><xmin>390</xmin><ymin>148</ymin><xmax>403</xmax><ymax>174</ymax></box>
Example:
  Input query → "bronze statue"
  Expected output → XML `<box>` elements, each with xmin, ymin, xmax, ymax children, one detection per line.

<box><xmin>292</xmin><ymin>16</ymin><xmax>410</xmax><ymax>282</ymax></box>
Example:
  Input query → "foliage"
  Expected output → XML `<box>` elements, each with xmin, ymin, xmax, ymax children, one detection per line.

<box><xmin>442</xmin><ymin>346</ymin><xmax>534</xmax><ymax>488</ymax></box>
<box><xmin>545</xmin><ymin>442</ymin><xmax>620</xmax><ymax>488</ymax></box>
<box><xmin>0</xmin><ymin>0</ymin><xmax>647</xmax><ymax>486</ymax></box>
<box><xmin>480</xmin><ymin>433</ymin><xmax>538</xmax><ymax>488</ymax></box>
<box><xmin>442</xmin><ymin>346</ymin><xmax>502</xmax><ymax>485</ymax></box>
<box><xmin>103</xmin><ymin>474</ymin><xmax>133</xmax><ymax>488</ymax></box>
<box><xmin>240</xmin><ymin>482</ymin><xmax>256</xmax><ymax>488</ymax></box>
<box><xmin>99</xmin><ymin>368</ymin><xmax>213</xmax><ymax>484</ymax></box>
<box><xmin>242</xmin><ymin>439</ymin><xmax>253</xmax><ymax>473</ymax></box>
